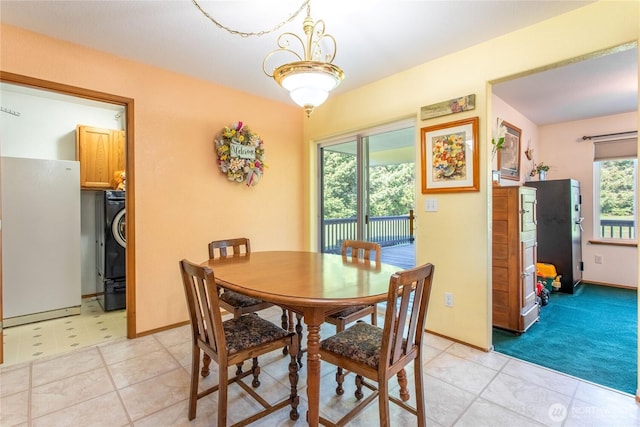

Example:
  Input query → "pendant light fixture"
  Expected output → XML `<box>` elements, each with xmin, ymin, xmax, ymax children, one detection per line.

<box><xmin>192</xmin><ymin>0</ymin><xmax>342</xmax><ymax>117</ymax></box>
<box><xmin>263</xmin><ymin>4</ymin><xmax>344</xmax><ymax>117</ymax></box>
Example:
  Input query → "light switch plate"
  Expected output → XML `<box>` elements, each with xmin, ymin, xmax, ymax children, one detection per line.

<box><xmin>424</xmin><ymin>198</ymin><xmax>438</xmax><ymax>212</ymax></box>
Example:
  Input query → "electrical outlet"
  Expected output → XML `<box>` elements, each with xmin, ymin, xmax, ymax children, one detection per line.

<box><xmin>595</xmin><ymin>255</ymin><xmax>603</xmax><ymax>264</ymax></box>
<box><xmin>445</xmin><ymin>292</ymin><xmax>454</xmax><ymax>307</ymax></box>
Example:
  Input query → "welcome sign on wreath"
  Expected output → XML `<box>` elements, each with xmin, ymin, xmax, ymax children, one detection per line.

<box><xmin>215</xmin><ymin>121</ymin><xmax>266</xmax><ymax>187</ymax></box>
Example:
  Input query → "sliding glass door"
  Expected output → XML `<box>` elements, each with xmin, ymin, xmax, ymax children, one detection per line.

<box><xmin>318</xmin><ymin>121</ymin><xmax>416</xmax><ymax>268</ymax></box>
<box><xmin>320</xmin><ymin>137</ymin><xmax>357</xmax><ymax>251</ymax></box>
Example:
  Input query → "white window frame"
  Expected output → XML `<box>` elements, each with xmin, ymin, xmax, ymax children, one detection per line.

<box><xmin>316</xmin><ymin>118</ymin><xmax>416</xmax><ymax>251</ymax></box>
<box><xmin>593</xmin><ymin>158</ymin><xmax>638</xmax><ymax>242</ymax></box>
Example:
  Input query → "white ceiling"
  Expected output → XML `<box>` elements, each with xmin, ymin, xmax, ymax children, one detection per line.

<box><xmin>0</xmin><ymin>1</ymin><xmax>636</xmax><ymax>125</ymax></box>
<box><xmin>493</xmin><ymin>45</ymin><xmax>637</xmax><ymax>125</ymax></box>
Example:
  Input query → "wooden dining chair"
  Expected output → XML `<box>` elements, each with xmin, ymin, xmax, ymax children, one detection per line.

<box><xmin>179</xmin><ymin>259</ymin><xmax>300</xmax><ymax>426</ymax></box>
<box><xmin>208</xmin><ymin>238</ymin><xmax>274</xmax><ymax>316</ymax></box>
<box><xmin>283</xmin><ymin>240</ymin><xmax>384</xmax><ymax>371</ymax></box>
<box><xmin>326</xmin><ymin>240</ymin><xmax>381</xmax><ymax>330</ymax></box>
<box><xmin>208</xmin><ymin>238</ymin><xmax>293</xmax><ymax>373</ymax></box>
<box><xmin>318</xmin><ymin>263</ymin><xmax>435</xmax><ymax>427</ymax></box>
<box><xmin>323</xmin><ymin>240</ymin><xmax>382</xmax><ymax>390</ymax></box>
<box><xmin>285</xmin><ymin>240</ymin><xmax>383</xmax><ymax>371</ymax></box>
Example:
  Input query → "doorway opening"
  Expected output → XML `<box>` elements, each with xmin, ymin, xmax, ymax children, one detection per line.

<box><xmin>0</xmin><ymin>72</ymin><xmax>136</xmax><ymax>365</ymax></box>
<box><xmin>488</xmin><ymin>43</ymin><xmax>638</xmax><ymax>394</ymax></box>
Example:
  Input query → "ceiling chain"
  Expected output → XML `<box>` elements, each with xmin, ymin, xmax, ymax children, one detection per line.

<box><xmin>191</xmin><ymin>0</ymin><xmax>310</xmax><ymax>37</ymax></box>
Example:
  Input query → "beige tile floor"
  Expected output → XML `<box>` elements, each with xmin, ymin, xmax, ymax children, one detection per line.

<box><xmin>1</xmin><ymin>297</ymin><xmax>127</xmax><ymax>366</ymax></box>
<box><xmin>1</xmin><ymin>305</ymin><xmax>639</xmax><ymax>426</ymax></box>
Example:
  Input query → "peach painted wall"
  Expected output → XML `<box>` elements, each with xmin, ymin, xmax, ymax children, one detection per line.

<box><xmin>494</xmin><ymin>95</ymin><xmax>638</xmax><ymax>288</ymax></box>
<box><xmin>539</xmin><ymin>112</ymin><xmax>638</xmax><ymax>288</ymax></box>
<box><xmin>0</xmin><ymin>24</ymin><xmax>304</xmax><ymax>333</ymax></box>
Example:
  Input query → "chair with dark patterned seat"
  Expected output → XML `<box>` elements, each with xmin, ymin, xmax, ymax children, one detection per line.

<box><xmin>326</xmin><ymin>240</ymin><xmax>381</xmax><ymax>331</ymax></box>
<box><xmin>318</xmin><ymin>262</ymin><xmax>435</xmax><ymax>427</ymax></box>
<box><xmin>206</xmin><ymin>238</ymin><xmax>293</xmax><ymax>375</ymax></box>
<box><xmin>284</xmin><ymin>240</ymin><xmax>384</xmax><ymax>372</ymax></box>
<box><xmin>324</xmin><ymin>239</ymin><xmax>381</xmax><ymax>393</ymax></box>
<box><xmin>179</xmin><ymin>259</ymin><xmax>300</xmax><ymax>426</ymax></box>
<box><xmin>208</xmin><ymin>238</ymin><xmax>275</xmax><ymax>317</ymax></box>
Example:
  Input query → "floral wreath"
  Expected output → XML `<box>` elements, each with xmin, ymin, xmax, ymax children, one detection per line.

<box><xmin>215</xmin><ymin>121</ymin><xmax>266</xmax><ymax>187</ymax></box>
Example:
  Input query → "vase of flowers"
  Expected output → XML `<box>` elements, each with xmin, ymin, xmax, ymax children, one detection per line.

<box><xmin>532</xmin><ymin>162</ymin><xmax>550</xmax><ymax>180</ymax></box>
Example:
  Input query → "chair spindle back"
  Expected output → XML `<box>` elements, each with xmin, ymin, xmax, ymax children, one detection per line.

<box><xmin>179</xmin><ymin>260</ymin><xmax>225</xmax><ymax>357</ymax></box>
<box><xmin>341</xmin><ymin>239</ymin><xmax>381</xmax><ymax>263</ymax></box>
<box><xmin>381</xmin><ymin>263</ymin><xmax>434</xmax><ymax>368</ymax></box>
<box><xmin>208</xmin><ymin>237</ymin><xmax>251</xmax><ymax>259</ymax></box>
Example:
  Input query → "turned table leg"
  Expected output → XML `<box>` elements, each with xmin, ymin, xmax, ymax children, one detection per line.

<box><xmin>303</xmin><ymin>308</ymin><xmax>324</xmax><ymax>427</ymax></box>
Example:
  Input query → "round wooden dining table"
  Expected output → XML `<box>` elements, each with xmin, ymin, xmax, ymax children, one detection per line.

<box><xmin>204</xmin><ymin>250</ymin><xmax>401</xmax><ymax>426</ymax></box>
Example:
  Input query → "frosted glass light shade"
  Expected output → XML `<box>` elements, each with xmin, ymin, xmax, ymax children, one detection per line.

<box><xmin>272</xmin><ymin>61</ymin><xmax>344</xmax><ymax>115</ymax></box>
<box><xmin>281</xmin><ymin>68</ymin><xmax>340</xmax><ymax>108</ymax></box>
<box><xmin>289</xmin><ymin>87</ymin><xmax>329</xmax><ymax>108</ymax></box>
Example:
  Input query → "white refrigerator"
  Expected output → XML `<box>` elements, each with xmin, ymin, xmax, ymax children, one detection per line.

<box><xmin>1</xmin><ymin>157</ymin><xmax>81</xmax><ymax>326</ymax></box>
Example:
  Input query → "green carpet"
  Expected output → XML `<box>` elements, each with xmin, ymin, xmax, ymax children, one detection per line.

<box><xmin>493</xmin><ymin>283</ymin><xmax>637</xmax><ymax>395</ymax></box>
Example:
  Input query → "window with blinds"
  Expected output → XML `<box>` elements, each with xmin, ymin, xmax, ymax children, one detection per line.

<box><xmin>593</xmin><ymin>137</ymin><xmax>637</xmax><ymax>161</ymax></box>
<box><xmin>593</xmin><ymin>137</ymin><xmax>637</xmax><ymax>240</ymax></box>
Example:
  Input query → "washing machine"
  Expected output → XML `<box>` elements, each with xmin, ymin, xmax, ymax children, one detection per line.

<box><xmin>96</xmin><ymin>190</ymin><xmax>126</xmax><ymax>311</ymax></box>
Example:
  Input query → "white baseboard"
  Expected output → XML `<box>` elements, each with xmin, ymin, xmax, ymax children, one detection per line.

<box><xmin>4</xmin><ymin>306</ymin><xmax>81</xmax><ymax>328</ymax></box>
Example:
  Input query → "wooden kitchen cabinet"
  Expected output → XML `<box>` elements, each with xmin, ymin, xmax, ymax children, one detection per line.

<box><xmin>492</xmin><ymin>186</ymin><xmax>539</xmax><ymax>333</ymax></box>
<box><xmin>76</xmin><ymin>125</ymin><xmax>125</xmax><ymax>189</ymax></box>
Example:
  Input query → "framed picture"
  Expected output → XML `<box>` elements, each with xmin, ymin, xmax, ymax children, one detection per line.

<box><xmin>420</xmin><ymin>117</ymin><xmax>479</xmax><ymax>193</ymax></box>
<box><xmin>498</xmin><ymin>120</ymin><xmax>521</xmax><ymax>181</ymax></box>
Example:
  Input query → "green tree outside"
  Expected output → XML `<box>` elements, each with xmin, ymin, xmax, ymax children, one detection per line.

<box><xmin>600</xmin><ymin>159</ymin><xmax>634</xmax><ymax>217</ymax></box>
<box><xmin>322</xmin><ymin>151</ymin><xmax>414</xmax><ymax>219</ymax></box>
<box><xmin>599</xmin><ymin>159</ymin><xmax>635</xmax><ymax>239</ymax></box>
<box><xmin>322</xmin><ymin>151</ymin><xmax>357</xmax><ymax>219</ymax></box>
<box><xmin>368</xmin><ymin>163</ymin><xmax>415</xmax><ymax>216</ymax></box>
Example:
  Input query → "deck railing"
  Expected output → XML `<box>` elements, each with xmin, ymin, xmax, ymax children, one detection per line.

<box><xmin>324</xmin><ymin>217</ymin><xmax>636</xmax><ymax>250</ymax></box>
<box><xmin>600</xmin><ymin>219</ymin><xmax>635</xmax><ymax>239</ymax></box>
<box><xmin>323</xmin><ymin>210</ymin><xmax>414</xmax><ymax>253</ymax></box>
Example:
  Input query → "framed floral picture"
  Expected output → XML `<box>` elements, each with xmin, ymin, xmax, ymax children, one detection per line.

<box><xmin>420</xmin><ymin>117</ymin><xmax>479</xmax><ymax>193</ymax></box>
<box><xmin>498</xmin><ymin>120</ymin><xmax>521</xmax><ymax>181</ymax></box>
